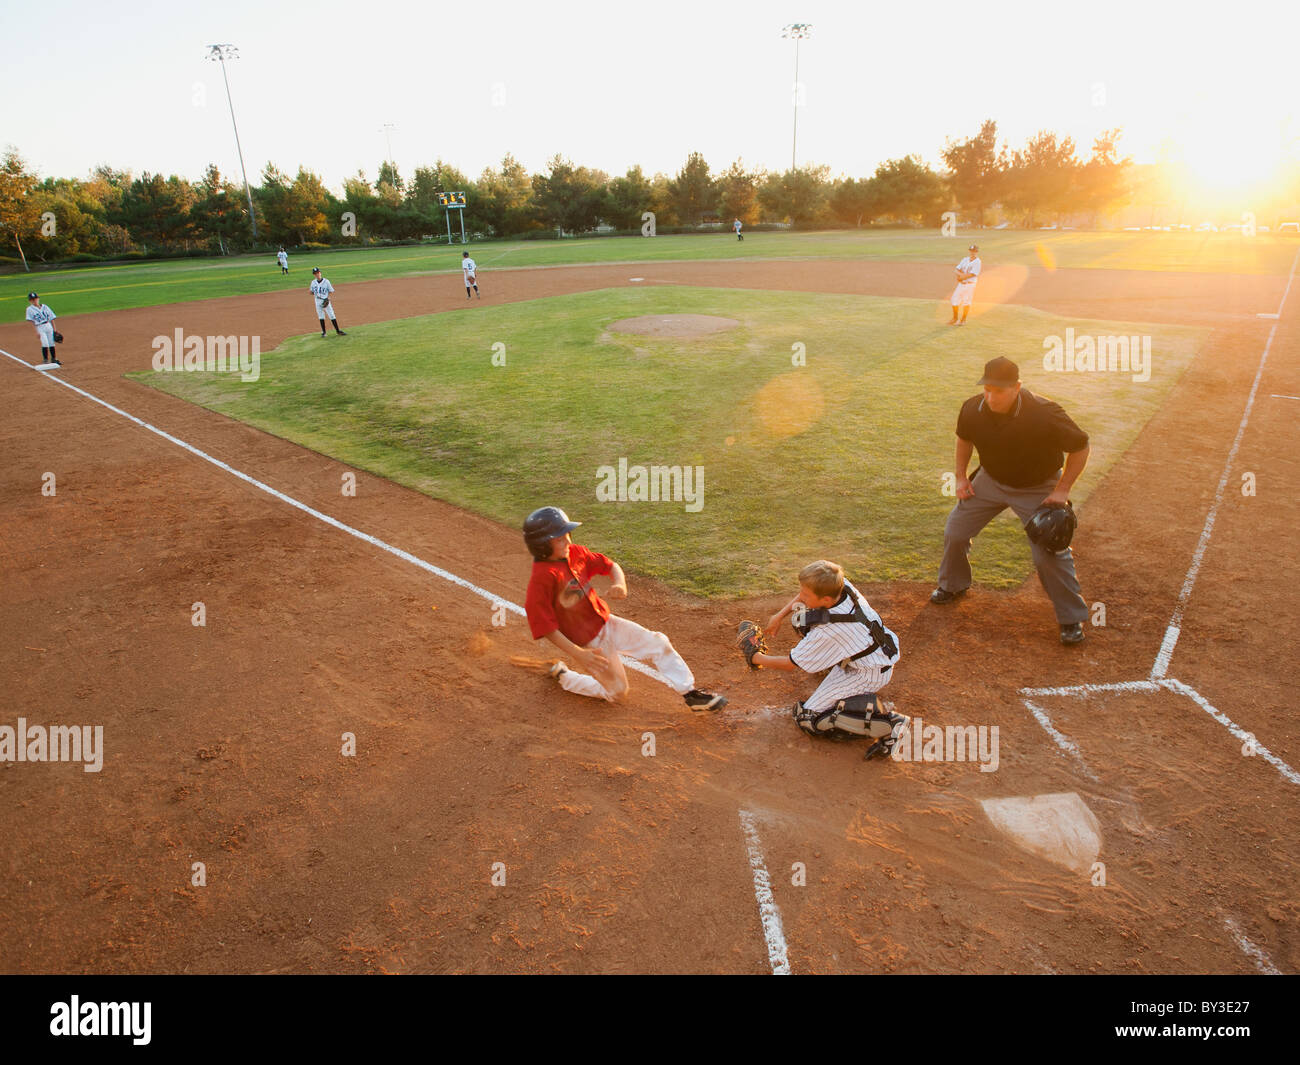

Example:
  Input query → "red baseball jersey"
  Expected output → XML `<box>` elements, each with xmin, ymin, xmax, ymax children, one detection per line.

<box><xmin>525</xmin><ymin>543</ymin><xmax>614</xmax><ymax>645</ymax></box>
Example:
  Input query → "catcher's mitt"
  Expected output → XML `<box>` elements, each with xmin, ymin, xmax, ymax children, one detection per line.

<box><xmin>52</xmin><ymin>331</ymin><xmax>64</xmax><ymax>344</ymax></box>
<box><xmin>736</xmin><ymin>620</ymin><xmax>768</xmax><ymax>670</ymax></box>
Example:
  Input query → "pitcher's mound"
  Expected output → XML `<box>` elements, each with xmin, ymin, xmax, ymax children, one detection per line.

<box><xmin>608</xmin><ymin>314</ymin><xmax>740</xmax><ymax>338</ymax></box>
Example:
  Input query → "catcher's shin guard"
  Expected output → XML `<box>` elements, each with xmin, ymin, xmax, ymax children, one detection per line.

<box><xmin>795</xmin><ymin>693</ymin><xmax>900</xmax><ymax>740</ymax></box>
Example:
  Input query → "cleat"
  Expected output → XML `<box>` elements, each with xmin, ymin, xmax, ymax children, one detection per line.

<box><xmin>684</xmin><ymin>689</ymin><xmax>727</xmax><ymax>712</ymax></box>
<box><xmin>866</xmin><ymin>712</ymin><xmax>911</xmax><ymax>761</ymax></box>
<box><xmin>1059</xmin><ymin>622</ymin><xmax>1085</xmax><ymax>645</ymax></box>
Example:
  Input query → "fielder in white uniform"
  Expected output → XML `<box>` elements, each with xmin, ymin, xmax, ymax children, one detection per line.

<box><xmin>26</xmin><ymin>293</ymin><xmax>61</xmax><ymax>367</ymax></box>
<box><xmin>277</xmin><ymin>247</ymin><xmax>289</xmax><ymax>274</ymax></box>
<box><xmin>461</xmin><ymin>252</ymin><xmax>480</xmax><ymax>299</ymax></box>
<box><xmin>949</xmin><ymin>244</ymin><xmax>981</xmax><ymax>325</ymax></box>
<box><xmin>733</xmin><ymin>218</ymin><xmax>744</xmax><ymax>242</ymax></box>
<box><xmin>310</xmin><ymin>267</ymin><xmax>347</xmax><ymax>336</ymax></box>
<box><xmin>748</xmin><ymin>560</ymin><xmax>910</xmax><ymax>759</ymax></box>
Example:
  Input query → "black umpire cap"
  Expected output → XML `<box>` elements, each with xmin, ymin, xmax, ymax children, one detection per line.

<box><xmin>978</xmin><ymin>356</ymin><xmax>1019</xmax><ymax>386</ymax></box>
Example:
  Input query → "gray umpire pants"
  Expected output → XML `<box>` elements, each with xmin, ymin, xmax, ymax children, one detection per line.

<box><xmin>937</xmin><ymin>469</ymin><xmax>1088</xmax><ymax>625</ymax></box>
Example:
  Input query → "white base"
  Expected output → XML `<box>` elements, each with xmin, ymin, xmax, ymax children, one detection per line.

<box><xmin>980</xmin><ymin>792</ymin><xmax>1101</xmax><ymax>874</ymax></box>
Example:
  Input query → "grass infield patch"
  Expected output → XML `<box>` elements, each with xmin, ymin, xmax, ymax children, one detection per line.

<box><xmin>133</xmin><ymin>287</ymin><xmax>1205</xmax><ymax>598</ymax></box>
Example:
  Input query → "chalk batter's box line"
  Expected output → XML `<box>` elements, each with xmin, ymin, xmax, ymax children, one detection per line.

<box><xmin>0</xmin><ymin>347</ymin><xmax>670</xmax><ymax>687</ymax></box>
<box><xmin>1018</xmin><ymin>678</ymin><xmax>1299</xmax><ymax>787</ymax></box>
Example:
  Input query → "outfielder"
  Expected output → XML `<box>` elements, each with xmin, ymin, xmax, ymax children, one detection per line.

<box><xmin>949</xmin><ymin>243</ymin><xmax>981</xmax><ymax>325</ymax></box>
<box><xmin>277</xmin><ymin>247</ymin><xmax>289</xmax><ymax>274</ymax></box>
<box><xmin>737</xmin><ymin>560</ymin><xmax>909</xmax><ymax>760</ymax></box>
<box><xmin>462</xmin><ymin>252</ymin><xmax>480</xmax><ymax>299</ymax></box>
<box><xmin>310</xmin><ymin>267</ymin><xmax>347</xmax><ymax>336</ymax></box>
<box><xmin>522</xmin><ymin>506</ymin><xmax>726</xmax><ymax>711</ymax></box>
<box><xmin>26</xmin><ymin>293</ymin><xmax>61</xmax><ymax>368</ymax></box>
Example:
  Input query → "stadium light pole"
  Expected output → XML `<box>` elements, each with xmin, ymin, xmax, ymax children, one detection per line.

<box><xmin>782</xmin><ymin>23</ymin><xmax>812</xmax><ymax>171</ymax></box>
<box><xmin>380</xmin><ymin>123</ymin><xmax>397</xmax><ymax>179</ymax></box>
<box><xmin>205</xmin><ymin>44</ymin><xmax>259</xmax><ymax>239</ymax></box>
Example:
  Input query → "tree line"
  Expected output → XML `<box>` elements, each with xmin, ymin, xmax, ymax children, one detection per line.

<box><xmin>0</xmin><ymin>121</ymin><xmax>1143</xmax><ymax>265</ymax></box>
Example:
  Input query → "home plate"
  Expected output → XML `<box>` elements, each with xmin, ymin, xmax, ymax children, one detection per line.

<box><xmin>980</xmin><ymin>792</ymin><xmax>1101</xmax><ymax>874</ymax></box>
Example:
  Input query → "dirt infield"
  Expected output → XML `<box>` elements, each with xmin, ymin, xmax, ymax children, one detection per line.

<box><xmin>1</xmin><ymin>257</ymin><xmax>1296</xmax><ymax>974</ymax></box>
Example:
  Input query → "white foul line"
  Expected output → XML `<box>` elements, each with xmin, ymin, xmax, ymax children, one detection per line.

<box><xmin>1223</xmin><ymin>917</ymin><xmax>1282</xmax><ymax>975</ymax></box>
<box><xmin>1270</xmin><ymin>246</ymin><xmax>1300</xmax><ymax>318</ymax></box>
<box><xmin>1160</xmin><ymin>678</ymin><xmax>1300</xmax><ymax>786</ymax></box>
<box><xmin>738</xmin><ymin>810</ymin><xmax>792</xmax><ymax>975</ymax></box>
<box><xmin>0</xmin><ymin>348</ymin><xmax>671</xmax><ymax>685</ymax></box>
<box><xmin>1152</xmin><ymin>250</ymin><xmax>1300</xmax><ymax>679</ymax></box>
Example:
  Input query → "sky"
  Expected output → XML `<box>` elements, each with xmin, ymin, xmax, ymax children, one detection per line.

<box><xmin>3</xmin><ymin>0</ymin><xmax>1297</xmax><ymax>196</ymax></box>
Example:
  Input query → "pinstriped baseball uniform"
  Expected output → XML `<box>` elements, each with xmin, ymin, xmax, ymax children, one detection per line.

<box><xmin>26</xmin><ymin>302</ymin><xmax>57</xmax><ymax>341</ymax></box>
<box><xmin>790</xmin><ymin>581</ymin><xmax>899</xmax><ymax>712</ymax></box>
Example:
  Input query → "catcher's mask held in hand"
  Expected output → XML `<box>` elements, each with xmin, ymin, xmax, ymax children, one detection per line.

<box><xmin>1024</xmin><ymin>502</ymin><xmax>1077</xmax><ymax>553</ymax></box>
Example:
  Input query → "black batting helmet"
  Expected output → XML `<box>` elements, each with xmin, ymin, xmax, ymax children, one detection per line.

<box><xmin>523</xmin><ymin>506</ymin><xmax>580</xmax><ymax>561</ymax></box>
<box><xmin>1024</xmin><ymin>502</ymin><xmax>1077</xmax><ymax>553</ymax></box>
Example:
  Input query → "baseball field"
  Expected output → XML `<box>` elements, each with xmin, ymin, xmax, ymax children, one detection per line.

<box><xmin>2</xmin><ymin>230</ymin><xmax>1297</xmax><ymax>974</ymax></box>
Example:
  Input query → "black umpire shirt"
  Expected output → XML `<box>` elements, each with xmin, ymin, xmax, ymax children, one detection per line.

<box><xmin>955</xmin><ymin>388</ymin><xmax>1089</xmax><ymax>488</ymax></box>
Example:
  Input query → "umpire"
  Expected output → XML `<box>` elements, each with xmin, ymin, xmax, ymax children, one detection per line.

<box><xmin>930</xmin><ymin>356</ymin><xmax>1090</xmax><ymax>645</ymax></box>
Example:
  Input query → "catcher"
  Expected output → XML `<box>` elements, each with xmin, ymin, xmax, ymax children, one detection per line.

<box><xmin>737</xmin><ymin>560</ymin><xmax>909</xmax><ymax>760</ymax></box>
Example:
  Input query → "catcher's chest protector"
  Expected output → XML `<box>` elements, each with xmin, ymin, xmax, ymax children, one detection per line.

<box><xmin>794</xmin><ymin>587</ymin><xmax>898</xmax><ymax>664</ymax></box>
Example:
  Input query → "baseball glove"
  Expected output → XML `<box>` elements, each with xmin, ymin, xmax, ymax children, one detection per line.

<box><xmin>52</xmin><ymin>331</ymin><xmax>64</xmax><ymax>344</ymax></box>
<box><xmin>736</xmin><ymin>620</ymin><xmax>768</xmax><ymax>670</ymax></box>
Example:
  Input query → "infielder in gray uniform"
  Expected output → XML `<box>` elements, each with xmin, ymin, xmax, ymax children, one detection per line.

<box><xmin>310</xmin><ymin>267</ymin><xmax>347</xmax><ymax>337</ymax></box>
<box><xmin>930</xmin><ymin>356</ymin><xmax>1090</xmax><ymax>645</ymax></box>
<box><xmin>26</xmin><ymin>293</ymin><xmax>61</xmax><ymax>367</ymax></box>
<box><xmin>743</xmin><ymin>560</ymin><xmax>910</xmax><ymax>760</ymax></box>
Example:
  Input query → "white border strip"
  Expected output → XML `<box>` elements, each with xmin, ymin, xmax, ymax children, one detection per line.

<box><xmin>1153</xmin><ymin>247</ymin><xmax>1300</xmax><ymax>680</ymax></box>
<box><xmin>738</xmin><ymin>810</ymin><xmax>791</xmax><ymax>975</ymax></box>
<box><xmin>1223</xmin><ymin>917</ymin><xmax>1282</xmax><ymax>975</ymax></box>
<box><xmin>0</xmin><ymin>348</ymin><xmax>671</xmax><ymax>684</ymax></box>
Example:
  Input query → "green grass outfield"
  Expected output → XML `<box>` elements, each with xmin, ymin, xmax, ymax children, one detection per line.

<box><xmin>7</xmin><ymin>229</ymin><xmax>1297</xmax><ymax>318</ymax></box>
<box><xmin>132</xmin><ymin>287</ymin><xmax>1204</xmax><ymax>599</ymax></box>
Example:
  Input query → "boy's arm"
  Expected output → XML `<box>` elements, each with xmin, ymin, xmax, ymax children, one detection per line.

<box><xmin>751</xmin><ymin>650</ymin><xmax>797</xmax><ymax>673</ymax></box>
<box><xmin>765</xmin><ymin>594</ymin><xmax>801</xmax><ymax>637</ymax></box>
<box><xmin>605</xmin><ymin>562</ymin><xmax>627</xmax><ymax>600</ymax></box>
